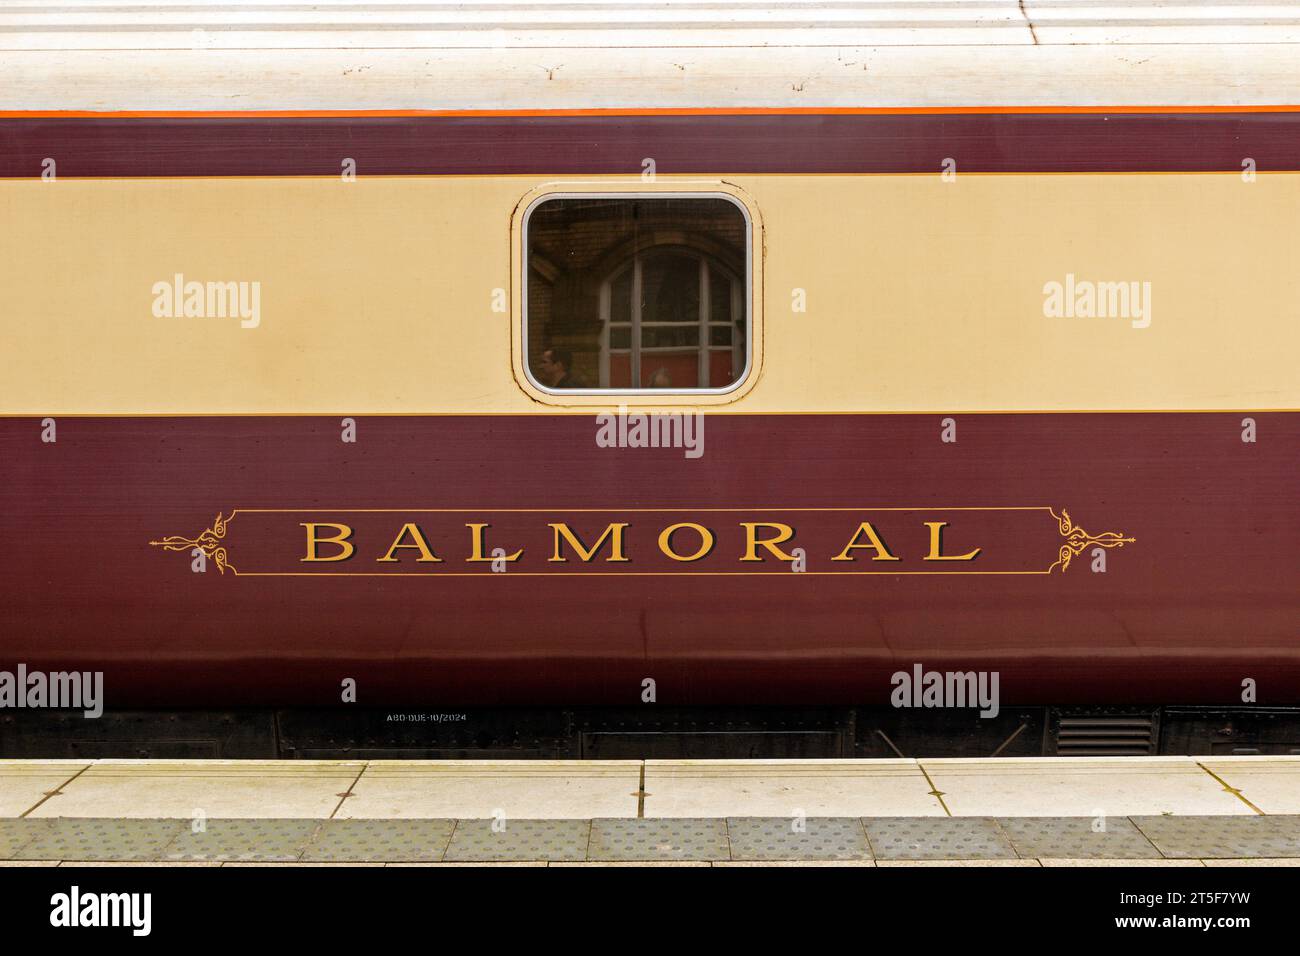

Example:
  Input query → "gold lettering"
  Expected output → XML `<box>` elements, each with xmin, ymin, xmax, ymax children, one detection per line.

<box><xmin>923</xmin><ymin>521</ymin><xmax>981</xmax><ymax>561</ymax></box>
<box><xmin>301</xmin><ymin>522</ymin><xmax>355</xmax><ymax>563</ymax></box>
<box><xmin>548</xmin><ymin>522</ymin><xmax>630</xmax><ymax>562</ymax></box>
<box><xmin>832</xmin><ymin>522</ymin><xmax>901</xmax><ymax>561</ymax></box>
<box><xmin>657</xmin><ymin>523</ymin><xmax>715</xmax><ymax>562</ymax></box>
<box><xmin>465</xmin><ymin>523</ymin><xmax>522</xmax><ymax>562</ymax></box>
<box><xmin>377</xmin><ymin>522</ymin><xmax>443</xmax><ymax>563</ymax></box>
<box><xmin>740</xmin><ymin>522</ymin><xmax>797</xmax><ymax>562</ymax></box>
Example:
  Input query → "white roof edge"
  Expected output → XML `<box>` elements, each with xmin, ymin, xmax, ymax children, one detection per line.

<box><xmin>3</xmin><ymin>1</ymin><xmax>1300</xmax><ymax>110</ymax></box>
<box><xmin>5</xmin><ymin>44</ymin><xmax>1300</xmax><ymax>111</ymax></box>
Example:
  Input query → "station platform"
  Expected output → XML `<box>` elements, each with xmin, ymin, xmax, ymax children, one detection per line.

<box><xmin>0</xmin><ymin>756</ymin><xmax>1296</xmax><ymax>866</ymax></box>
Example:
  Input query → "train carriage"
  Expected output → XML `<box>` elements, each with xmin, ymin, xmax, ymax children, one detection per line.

<box><xmin>0</xmin><ymin>0</ymin><xmax>1297</xmax><ymax>757</ymax></box>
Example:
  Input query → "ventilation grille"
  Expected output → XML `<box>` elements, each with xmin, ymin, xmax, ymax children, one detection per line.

<box><xmin>1053</xmin><ymin>712</ymin><xmax>1158</xmax><ymax>756</ymax></box>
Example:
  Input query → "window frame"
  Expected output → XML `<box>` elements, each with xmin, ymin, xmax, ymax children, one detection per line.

<box><xmin>599</xmin><ymin>250</ymin><xmax>743</xmax><ymax>390</ymax></box>
<box><xmin>520</xmin><ymin>190</ymin><xmax>754</xmax><ymax>399</ymax></box>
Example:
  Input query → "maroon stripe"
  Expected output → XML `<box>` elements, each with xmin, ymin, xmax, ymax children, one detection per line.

<box><xmin>0</xmin><ymin>413</ymin><xmax>1295</xmax><ymax>706</ymax></box>
<box><xmin>1</xmin><ymin>113</ymin><xmax>1298</xmax><ymax>177</ymax></box>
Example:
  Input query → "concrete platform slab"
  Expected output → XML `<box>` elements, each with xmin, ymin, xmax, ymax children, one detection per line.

<box><xmin>552</xmin><ymin>861</ymin><xmax>714</xmax><ymax>867</ymax></box>
<box><xmin>643</xmin><ymin>759</ymin><xmax>941</xmax><ymax>817</ymax></box>
<box><xmin>62</xmin><ymin>860</ymin><xmax>221</xmax><ymax>867</ymax></box>
<box><xmin>713</xmin><ymin>860</ymin><xmax>875</xmax><ymax>867</ymax></box>
<box><xmin>0</xmin><ymin>757</ymin><xmax>1292</xmax><ymax>864</ymax></box>
<box><xmin>1201</xmin><ymin>858</ymin><xmax>1300</xmax><ymax>866</ymax></box>
<box><xmin>1040</xmin><ymin>858</ymin><xmax>1204</xmax><ymax>867</ymax></box>
<box><xmin>387</xmin><ymin>861</ymin><xmax>548</xmax><ymax>867</ymax></box>
<box><xmin>0</xmin><ymin>761</ymin><xmax>90</xmax><ymax>817</ymax></box>
<box><xmin>923</xmin><ymin>758</ymin><xmax>1252</xmax><ymax>817</ymax></box>
<box><xmin>876</xmin><ymin>859</ymin><xmax>1041</xmax><ymax>867</ymax></box>
<box><xmin>1200</xmin><ymin>757</ymin><xmax>1300</xmax><ymax>814</ymax></box>
<box><xmin>223</xmin><ymin>862</ymin><xmax>385</xmax><ymax>867</ymax></box>
<box><xmin>341</xmin><ymin>761</ymin><xmax>640</xmax><ymax>820</ymax></box>
<box><xmin>31</xmin><ymin>760</ymin><xmax>363</xmax><ymax>819</ymax></box>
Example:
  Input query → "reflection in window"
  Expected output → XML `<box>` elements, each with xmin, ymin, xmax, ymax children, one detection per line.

<box><xmin>525</xmin><ymin>197</ymin><xmax>748</xmax><ymax>392</ymax></box>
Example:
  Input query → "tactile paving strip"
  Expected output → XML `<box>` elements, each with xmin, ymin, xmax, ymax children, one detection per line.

<box><xmin>17</xmin><ymin>819</ymin><xmax>184</xmax><ymax>862</ymax></box>
<box><xmin>589</xmin><ymin>818</ymin><xmax>729</xmax><ymax>861</ymax></box>
<box><xmin>4</xmin><ymin>815</ymin><xmax>1298</xmax><ymax>862</ymax></box>
<box><xmin>165</xmin><ymin>819</ymin><xmax>321</xmax><ymax>862</ymax></box>
<box><xmin>727</xmin><ymin>817</ymin><xmax>871</xmax><ymax>861</ymax></box>
<box><xmin>1131</xmin><ymin>815</ymin><xmax>1300</xmax><ymax>859</ymax></box>
<box><xmin>997</xmin><ymin>816</ymin><xmax>1162</xmax><ymax>859</ymax></box>
<box><xmin>865</xmin><ymin>817</ymin><xmax>1018</xmax><ymax>860</ymax></box>
<box><xmin>0</xmin><ymin>820</ymin><xmax>44</xmax><ymax>860</ymax></box>
<box><xmin>444</xmin><ymin>819</ymin><xmax>589</xmax><ymax>862</ymax></box>
<box><xmin>303</xmin><ymin>819</ymin><xmax>455</xmax><ymax>862</ymax></box>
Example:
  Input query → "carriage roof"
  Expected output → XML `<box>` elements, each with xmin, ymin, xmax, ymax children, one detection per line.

<box><xmin>3</xmin><ymin>0</ymin><xmax>1298</xmax><ymax>112</ymax></box>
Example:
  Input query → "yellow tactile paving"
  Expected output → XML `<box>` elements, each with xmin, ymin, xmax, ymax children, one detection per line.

<box><xmin>0</xmin><ymin>761</ymin><xmax>90</xmax><ymax>817</ymax></box>
<box><xmin>340</xmin><ymin>760</ymin><xmax>642</xmax><ymax>819</ymax></box>
<box><xmin>921</xmin><ymin>757</ymin><xmax>1255</xmax><ymax>817</ymax></box>
<box><xmin>28</xmin><ymin>760</ymin><xmax>366</xmax><ymax>819</ymax></box>
<box><xmin>1199</xmin><ymin>757</ymin><xmax>1300</xmax><ymax>814</ymax></box>
<box><xmin>642</xmin><ymin>759</ymin><xmax>943</xmax><ymax>817</ymax></box>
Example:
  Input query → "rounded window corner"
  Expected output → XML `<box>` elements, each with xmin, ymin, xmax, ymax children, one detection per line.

<box><xmin>516</xmin><ymin>189</ymin><xmax>761</xmax><ymax>405</ymax></box>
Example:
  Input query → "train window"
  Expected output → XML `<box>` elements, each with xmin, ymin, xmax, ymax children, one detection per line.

<box><xmin>523</xmin><ymin>194</ymin><xmax>751</xmax><ymax>394</ymax></box>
